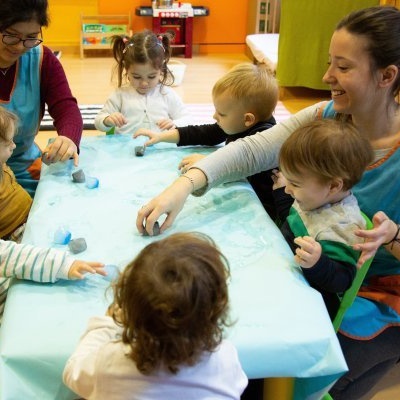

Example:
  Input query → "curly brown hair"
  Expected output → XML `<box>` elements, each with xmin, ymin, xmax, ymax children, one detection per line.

<box><xmin>112</xmin><ymin>232</ymin><xmax>231</xmax><ymax>375</ymax></box>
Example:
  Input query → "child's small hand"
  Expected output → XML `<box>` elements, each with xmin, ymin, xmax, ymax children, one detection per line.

<box><xmin>104</xmin><ymin>113</ymin><xmax>128</xmax><ymax>128</ymax></box>
<box><xmin>178</xmin><ymin>154</ymin><xmax>206</xmax><ymax>173</ymax></box>
<box><xmin>157</xmin><ymin>118</ymin><xmax>175</xmax><ymax>131</ymax></box>
<box><xmin>271</xmin><ymin>169</ymin><xmax>287</xmax><ymax>190</ymax></box>
<box><xmin>68</xmin><ymin>261</ymin><xmax>106</xmax><ymax>280</ymax></box>
<box><xmin>293</xmin><ymin>236</ymin><xmax>321</xmax><ymax>268</ymax></box>
<box><xmin>133</xmin><ymin>128</ymin><xmax>160</xmax><ymax>146</ymax></box>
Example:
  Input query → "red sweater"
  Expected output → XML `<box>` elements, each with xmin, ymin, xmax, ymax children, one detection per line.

<box><xmin>0</xmin><ymin>46</ymin><xmax>82</xmax><ymax>148</ymax></box>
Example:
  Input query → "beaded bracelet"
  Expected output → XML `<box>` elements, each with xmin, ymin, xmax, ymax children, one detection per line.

<box><xmin>179</xmin><ymin>174</ymin><xmax>195</xmax><ymax>193</ymax></box>
<box><xmin>383</xmin><ymin>223</ymin><xmax>400</xmax><ymax>249</ymax></box>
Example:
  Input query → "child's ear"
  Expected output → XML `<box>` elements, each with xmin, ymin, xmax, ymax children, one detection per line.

<box><xmin>329</xmin><ymin>178</ymin><xmax>344</xmax><ymax>193</ymax></box>
<box><xmin>244</xmin><ymin>112</ymin><xmax>256</xmax><ymax>127</ymax></box>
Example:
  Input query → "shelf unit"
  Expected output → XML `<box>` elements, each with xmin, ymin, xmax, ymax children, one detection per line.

<box><xmin>80</xmin><ymin>14</ymin><xmax>132</xmax><ymax>58</ymax></box>
<box><xmin>247</xmin><ymin>0</ymin><xmax>280</xmax><ymax>34</ymax></box>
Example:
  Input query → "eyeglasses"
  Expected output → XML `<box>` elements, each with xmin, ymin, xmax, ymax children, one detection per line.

<box><xmin>1</xmin><ymin>33</ymin><xmax>43</xmax><ymax>48</ymax></box>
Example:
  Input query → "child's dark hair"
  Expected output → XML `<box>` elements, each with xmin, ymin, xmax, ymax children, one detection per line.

<box><xmin>111</xmin><ymin>29</ymin><xmax>174</xmax><ymax>88</ymax></box>
<box><xmin>279</xmin><ymin>119</ymin><xmax>374</xmax><ymax>191</ymax></box>
<box><xmin>112</xmin><ymin>232</ymin><xmax>231</xmax><ymax>375</ymax></box>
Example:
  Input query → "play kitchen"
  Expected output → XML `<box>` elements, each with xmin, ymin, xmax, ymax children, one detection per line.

<box><xmin>136</xmin><ymin>2</ymin><xmax>209</xmax><ymax>58</ymax></box>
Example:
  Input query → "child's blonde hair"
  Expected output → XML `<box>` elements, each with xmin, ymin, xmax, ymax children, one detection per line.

<box><xmin>0</xmin><ymin>107</ymin><xmax>18</xmax><ymax>181</ymax></box>
<box><xmin>279</xmin><ymin>119</ymin><xmax>374</xmax><ymax>191</ymax></box>
<box><xmin>113</xmin><ymin>232</ymin><xmax>231</xmax><ymax>375</ymax></box>
<box><xmin>212</xmin><ymin>62</ymin><xmax>278</xmax><ymax>121</ymax></box>
<box><xmin>0</xmin><ymin>106</ymin><xmax>17</xmax><ymax>142</ymax></box>
<box><xmin>111</xmin><ymin>29</ymin><xmax>174</xmax><ymax>88</ymax></box>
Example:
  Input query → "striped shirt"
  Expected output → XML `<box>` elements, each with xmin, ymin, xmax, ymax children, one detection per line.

<box><xmin>0</xmin><ymin>240</ymin><xmax>73</xmax><ymax>320</ymax></box>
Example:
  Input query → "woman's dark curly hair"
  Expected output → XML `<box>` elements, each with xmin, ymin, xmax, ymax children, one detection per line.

<box><xmin>112</xmin><ymin>232</ymin><xmax>231</xmax><ymax>375</ymax></box>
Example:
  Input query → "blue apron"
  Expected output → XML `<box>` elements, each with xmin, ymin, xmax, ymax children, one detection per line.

<box><xmin>322</xmin><ymin>100</ymin><xmax>400</xmax><ymax>338</ymax></box>
<box><xmin>2</xmin><ymin>46</ymin><xmax>42</xmax><ymax>197</ymax></box>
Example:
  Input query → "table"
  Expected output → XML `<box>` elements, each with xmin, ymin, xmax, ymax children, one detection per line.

<box><xmin>0</xmin><ymin>135</ymin><xmax>347</xmax><ymax>400</ymax></box>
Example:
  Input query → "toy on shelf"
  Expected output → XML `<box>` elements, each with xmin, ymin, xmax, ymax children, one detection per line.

<box><xmin>80</xmin><ymin>14</ymin><xmax>132</xmax><ymax>58</ymax></box>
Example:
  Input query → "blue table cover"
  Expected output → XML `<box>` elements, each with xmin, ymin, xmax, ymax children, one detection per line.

<box><xmin>0</xmin><ymin>135</ymin><xmax>347</xmax><ymax>399</ymax></box>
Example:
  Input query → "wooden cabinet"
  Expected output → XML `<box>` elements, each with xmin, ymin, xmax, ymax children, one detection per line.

<box><xmin>80</xmin><ymin>14</ymin><xmax>132</xmax><ymax>58</ymax></box>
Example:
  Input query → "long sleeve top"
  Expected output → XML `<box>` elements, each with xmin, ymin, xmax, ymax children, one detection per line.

<box><xmin>0</xmin><ymin>240</ymin><xmax>73</xmax><ymax>319</ymax></box>
<box><xmin>177</xmin><ymin>118</ymin><xmax>278</xmax><ymax>216</ymax></box>
<box><xmin>63</xmin><ymin>315</ymin><xmax>248</xmax><ymax>400</ymax></box>
<box><xmin>192</xmin><ymin>104</ymin><xmax>320</xmax><ymax>195</ymax></box>
<box><xmin>0</xmin><ymin>45</ymin><xmax>82</xmax><ymax>148</ymax></box>
<box><xmin>94</xmin><ymin>85</ymin><xmax>190</xmax><ymax>134</ymax></box>
<box><xmin>274</xmin><ymin>189</ymin><xmax>363</xmax><ymax>319</ymax></box>
<box><xmin>0</xmin><ymin>164</ymin><xmax>32</xmax><ymax>239</ymax></box>
<box><xmin>188</xmin><ymin>100</ymin><xmax>400</xmax><ymax>339</ymax></box>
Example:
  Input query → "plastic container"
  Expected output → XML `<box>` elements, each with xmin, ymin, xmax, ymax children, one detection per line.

<box><xmin>168</xmin><ymin>60</ymin><xmax>186</xmax><ymax>87</ymax></box>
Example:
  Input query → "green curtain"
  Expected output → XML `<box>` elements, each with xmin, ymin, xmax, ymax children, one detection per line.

<box><xmin>276</xmin><ymin>0</ymin><xmax>379</xmax><ymax>90</ymax></box>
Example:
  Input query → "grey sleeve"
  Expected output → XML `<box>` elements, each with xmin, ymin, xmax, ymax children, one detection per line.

<box><xmin>191</xmin><ymin>103</ymin><xmax>320</xmax><ymax>195</ymax></box>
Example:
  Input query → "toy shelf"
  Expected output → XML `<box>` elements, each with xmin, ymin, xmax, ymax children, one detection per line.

<box><xmin>80</xmin><ymin>14</ymin><xmax>132</xmax><ymax>58</ymax></box>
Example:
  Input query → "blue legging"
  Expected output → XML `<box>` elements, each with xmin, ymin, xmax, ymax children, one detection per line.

<box><xmin>330</xmin><ymin>326</ymin><xmax>400</xmax><ymax>399</ymax></box>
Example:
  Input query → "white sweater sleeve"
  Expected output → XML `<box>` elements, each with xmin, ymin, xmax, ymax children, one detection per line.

<box><xmin>63</xmin><ymin>316</ymin><xmax>122</xmax><ymax>398</ymax></box>
<box><xmin>192</xmin><ymin>103</ymin><xmax>321</xmax><ymax>194</ymax></box>
<box><xmin>165</xmin><ymin>89</ymin><xmax>191</xmax><ymax>127</ymax></box>
<box><xmin>94</xmin><ymin>91</ymin><xmax>122</xmax><ymax>132</ymax></box>
<box><xmin>0</xmin><ymin>240</ymin><xmax>73</xmax><ymax>281</ymax></box>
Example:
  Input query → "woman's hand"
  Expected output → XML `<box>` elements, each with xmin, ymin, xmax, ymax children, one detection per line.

<box><xmin>136</xmin><ymin>168</ymin><xmax>207</xmax><ymax>235</ymax></box>
<box><xmin>133</xmin><ymin>128</ymin><xmax>160</xmax><ymax>146</ymax></box>
<box><xmin>353</xmin><ymin>211</ymin><xmax>399</xmax><ymax>267</ymax></box>
<box><xmin>43</xmin><ymin>136</ymin><xmax>79</xmax><ymax>166</ymax></box>
<box><xmin>104</xmin><ymin>112</ymin><xmax>127</xmax><ymax>128</ymax></box>
<box><xmin>178</xmin><ymin>154</ymin><xmax>205</xmax><ymax>173</ymax></box>
<box><xmin>68</xmin><ymin>261</ymin><xmax>106</xmax><ymax>280</ymax></box>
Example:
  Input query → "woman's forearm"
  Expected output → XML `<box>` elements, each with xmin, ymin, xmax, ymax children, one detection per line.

<box><xmin>193</xmin><ymin>103</ymin><xmax>319</xmax><ymax>193</ymax></box>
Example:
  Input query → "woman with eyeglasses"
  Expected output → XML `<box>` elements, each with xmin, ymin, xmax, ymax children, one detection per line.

<box><xmin>0</xmin><ymin>0</ymin><xmax>82</xmax><ymax>197</ymax></box>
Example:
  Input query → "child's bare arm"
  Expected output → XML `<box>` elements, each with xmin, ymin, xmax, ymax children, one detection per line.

<box><xmin>133</xmin><ymin>128</ymin><xmax>180</xmax><ymax>146</ymax></box>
